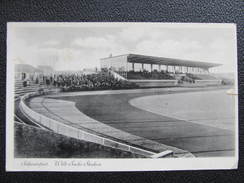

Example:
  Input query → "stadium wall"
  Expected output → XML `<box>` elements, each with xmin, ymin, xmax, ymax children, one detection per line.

<box><xmin>129</xmin><ymin>79</ymin><xmax>178</xmax><ymax>87</ymax></box>
<box><xmin>194</xmin><ymin>80</ymin><xmax>222</xmax><ymax>86</ymax></box>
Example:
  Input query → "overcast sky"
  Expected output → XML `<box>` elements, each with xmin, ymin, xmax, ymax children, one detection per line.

<box><xmin>8</xmin><ymin>23</ymin><xmax>236</xmax><ymax>72</ymax></box>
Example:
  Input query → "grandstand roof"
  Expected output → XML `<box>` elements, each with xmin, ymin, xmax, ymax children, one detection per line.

<box><xmin>127</xmin><ymin>54</ymin><xmax>221</xmax><ymax>69</ymax></box>
<box><xmin>101</xmin><ymin>54</ymin><xmax>222</xmax><ymax>69</ymax></box>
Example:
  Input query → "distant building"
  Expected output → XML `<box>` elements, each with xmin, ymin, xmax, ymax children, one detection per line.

<box><xmin>15</xmin><ymin>64</ymin><xmax>55</xmax><ymax>85</ymax></box>
<box><xmin>37</xmin><ymin>65</ymin><xmax>54</xmax><ymax>74</ymax></box>
<box><xmin>15</xmin><ymin>64</ymin><xmax>42</xmax><ymax>80</ymax></box>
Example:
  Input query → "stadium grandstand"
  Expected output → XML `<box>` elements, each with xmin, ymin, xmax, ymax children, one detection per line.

<box><xmin>15</xmin><ymin>64</ymin><xmax>46</xmax><ymax>98</ymax></box>
<box><xmin>101</xmin><ymin>54</ymin><xmax>224</xmax><ymax>87</ymax></box>
<box><xmin>14</xmin><ymin>54</ymin><xmax>232</xmax><ymax>98</ymax></box>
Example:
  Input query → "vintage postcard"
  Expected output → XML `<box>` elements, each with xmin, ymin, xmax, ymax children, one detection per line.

<box><xmin>6</xmin><ymin>23</ymin><xmax>238</xmax><ymax>171</ymax></box>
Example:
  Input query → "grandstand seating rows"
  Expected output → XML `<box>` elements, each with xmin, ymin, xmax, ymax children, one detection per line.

<box><xmin>127</xmin><ymin>71</ymin><xmax>174</xmax><ymax>80</ymax></box>
<box><xmin>125</xmin><ymin>71</ymin><xmax>218</xmax><ymax>81</ymax></box>
<box><xmin>15</xmin><ymin>79</ymin><xmax>44</xmax><ymax>99</ymax></box>
<box><xmin>57</xmin><ymin>71</ymin><xmax>138</xmax><ymax>92</ymax></box>
<box><xmin>14</xmin><ymin>70</ymin><xmax>221</xmax><ymax>97</ymax></box>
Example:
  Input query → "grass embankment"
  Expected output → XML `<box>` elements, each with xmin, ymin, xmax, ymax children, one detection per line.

<box><xmin>14</xmin><ymin>123</ymin><xmax>145</xmax><ymax>158</ymax></box>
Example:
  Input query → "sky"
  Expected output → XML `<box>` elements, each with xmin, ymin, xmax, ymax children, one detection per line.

<box><xmin>8</xmin><ymin>23</ymin><xmax>237</xmax><ymax>72</ymax></box>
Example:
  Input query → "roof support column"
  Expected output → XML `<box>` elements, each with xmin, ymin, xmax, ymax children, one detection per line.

<box><xmin>166</xmin><ymin>65</ymin><xmax>168</xmax><ymax>72</ymax></box>
<box><xmin>132</xmin><ymin>63</ymin><xmax>135</xmax><ymax>72</ymax></box>
<box><xmin>142</xmin><ymin>63</ymin><xmax>144</xmax><ymax>71</ymax></box>
<box><xmin>150</xmin><ymin>64</ymin><xmax>153</xmax><ymax>72</ymax></box>
<box><xmin>158</xmin><ymin>64</ymin><xmax>161</xmax><ymax>72</ymax></box>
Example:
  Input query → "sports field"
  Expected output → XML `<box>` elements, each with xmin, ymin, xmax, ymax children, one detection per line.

<box><xmin>60</xmin><ymin>88</ymin><xmax>235</xmax><ymax>157</ymax></box>
<box><xmin>130</xmin><ymin>90</ymin><xmax>235</xmax><ymax>131</ymax></box>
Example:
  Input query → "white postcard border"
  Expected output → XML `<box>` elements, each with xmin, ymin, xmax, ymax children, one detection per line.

<box><xmin>6</xmin><ymin>22</ymin><xmax>239</xmax><ymax>171</ymax></box>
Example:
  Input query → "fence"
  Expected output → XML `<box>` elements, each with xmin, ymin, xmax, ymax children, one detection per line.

<box><xmin>194</xmin><ymin>80</ymin><xmax>222</xmax><ymax>86</ymax></box>
<box><xmin>129</xmin><ymin>79</ymin><xmax>178</xmax><ymax>87</ymax></box>
<box><xmin>19</xmin><ymin>92</ymin><xmax>173</xmax><ymax>158</ymax></box>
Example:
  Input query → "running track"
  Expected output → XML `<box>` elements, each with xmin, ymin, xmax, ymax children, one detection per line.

<box><xmin>59</xmin><ymin>89</ymin><xmax>235</xmax><ymax>157</ymax></box>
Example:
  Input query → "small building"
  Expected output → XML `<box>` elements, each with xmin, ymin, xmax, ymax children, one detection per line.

<box><xmin>15</xmin><ymin>64</ymin><xmax>42</xmax><ymax>81</ymax></box>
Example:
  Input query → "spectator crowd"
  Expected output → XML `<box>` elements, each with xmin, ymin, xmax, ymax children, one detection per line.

<box><xmin>26</xmin><ymin>70</ymin><xmax>138</xmax><ymax>91</ymax></box>
<box><xmin>127</xmin><ymin>70</ymin><xmax>174</xmax><ymax>80</ymax></box>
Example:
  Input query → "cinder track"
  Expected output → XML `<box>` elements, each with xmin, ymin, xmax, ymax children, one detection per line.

<box><xmin>58</xmin><ymin>88</ymin><xmax>235</xmax><ymax>157</ymax></box>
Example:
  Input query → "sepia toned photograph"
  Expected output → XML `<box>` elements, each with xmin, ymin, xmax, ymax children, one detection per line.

<box><xmin>6</xmin><ymin>23</ymin><xmax>238</xmax><ymax>171</ymax></box>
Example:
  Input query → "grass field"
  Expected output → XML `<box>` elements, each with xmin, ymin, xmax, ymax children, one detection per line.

<box><xmin>59</xmin><ymin>88</ymin><xmax>235</xmax><ymax>157</ymax></box>
<box><xmin>130</xmin><ymin>90</ymin><xmax>235</xmax><ymax>131</ymax></box>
